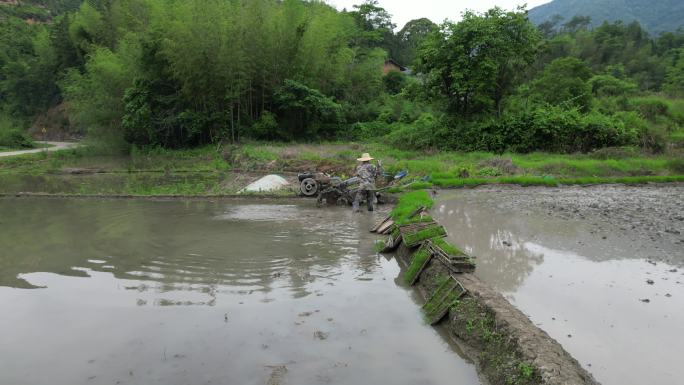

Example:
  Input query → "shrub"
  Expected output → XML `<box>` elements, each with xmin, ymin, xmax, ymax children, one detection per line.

<box><xmin>385</xmin><ymin>112</ymin><xmax>448</xmax><ymax>150</ymax></box>
<box><xmin>346</xmin><ymin>121</ymin><xmax>394</xmax><ymax>141</ymax></box>
<box><xmin>455</xmin><ymin>106</ymin><xmax>639</xmax><ymax>153</ymax></box>
<box><xmin>0</xmin><ymin>116</ymin><xmax>34</xmax><ymax>149</ymax></box>
<box><xmin>0</xmin><ymin>129</ymin><xmax>34</xmax><ymax>149</ymax></box>
<box><xmin>639</xmin><ymin>125</ymin><xmax>668</xmax><ymax>153</ymax></box>
<box><xmin>668</xmin><ymin>158</ymin><xmax>684</xmax><ymax>173</ymax></box>
<box><xmin>589</xmin><ymin>75</ymin><xmax>637</xmax><ymax>97</ymax></box>
<box><xmin>532</xmin><ymin>58</ymin><xmax>593</xmax><ymax>112</ymax></box>
<box><xmin>629</xmin><ymin>97</ymin><xmax>670</xmax><ymax>122</ymax></box>
<box><xmin>383</xmin><ymin>71</ymin><xmax>407</xmax><ymax>95</ymax></box>
<box><xmin>249</xmin><ymin>111</ymin><xmax>279</xmax><ymax>140</ymax></box>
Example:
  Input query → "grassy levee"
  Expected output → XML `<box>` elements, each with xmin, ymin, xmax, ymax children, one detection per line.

<box><xmin>0</xmin><ymin>142</ymin><xmax>682</xmax><ymax>196</ymax></box>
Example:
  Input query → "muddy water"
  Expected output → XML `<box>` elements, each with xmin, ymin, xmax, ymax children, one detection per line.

<box><xmin>0</xmin><ymin>198</ymin><xmax>480</xmax><ymax>385</ymax></box>
<box><xmin>433</xmin><ymin>186</ymin><xmax>684</xmax><ymax>385</ymax></box>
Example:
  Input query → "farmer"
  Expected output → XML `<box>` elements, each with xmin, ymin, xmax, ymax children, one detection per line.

<box><xmin>353</xmin><ymin>153</ymin><xmax>377</xmax><ymax>212</ymax></box>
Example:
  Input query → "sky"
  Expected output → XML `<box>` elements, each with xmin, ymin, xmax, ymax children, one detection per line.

<box><xmin>326</xmin><ymin>0</ymin><xmax>553</xmax><ymax>29</ymax></box>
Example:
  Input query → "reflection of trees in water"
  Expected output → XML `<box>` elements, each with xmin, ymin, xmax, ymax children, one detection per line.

<box><xmin>434</xmin><ymin>199</ymin><xmax>546</xmax><ymax>293</ymax></box>
<box><xmin>0</xmin><ymin>200</ymin><xmax>378</xmax><ymax>305</ymax></box>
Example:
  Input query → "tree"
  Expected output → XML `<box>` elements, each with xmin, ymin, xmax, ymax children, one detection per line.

<box><xmin>664</xmin><ymin>48</ymin><xmax>684</xmax><ymax>96</ymax></box>
<box><xmin>538</xmin><ymin>14</ymin><xmax>564</xmax><ymax>38</ymax></box>
<box><xmin>417</xmin><ymin>7</ymin><xmax>541</xmax><ymax>117</ymax></box>
<box><xmin>348</xmin><ymin>0</ymin><xmax>395</xmax><ymax>49</ymax></box>
<box><xmin>273</xmin><ymin>79</ymin><xmax>342</xmax><ymax>139</ymax></box>
<box><xmin>532</xmin><ymin>57</ymin><xmax>593</xmax><ymax>111</ymax></box>
<box><xmin>394</xmin><ymin>18</ymin><xmax>437</xmax><ymax>66</ymax></box>
<box><xmin>561</xmin><ymin>15</ymin><xmax>591</xmax><ymax>34</ymax></box>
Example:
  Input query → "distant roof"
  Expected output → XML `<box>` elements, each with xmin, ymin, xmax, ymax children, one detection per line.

<box><xmin>385</xmin><ymin>59</ymin><xmax>407</xmax><ymax>72</ymax></box>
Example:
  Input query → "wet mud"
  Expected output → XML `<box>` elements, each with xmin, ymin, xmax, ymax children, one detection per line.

<box><xmin>433</xmin><ymin>184</ymin><xmax>684</xmax><ymax>385</ymax></box>
<box><xmin>0</xmin><ymin>198</ymin><xmax>479</xmax><ymax>385</ymax></box>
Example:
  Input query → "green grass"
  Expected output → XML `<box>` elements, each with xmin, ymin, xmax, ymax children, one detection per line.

<box><xmin>402</xmin><ymin>225</ymin><xmax>447</xmax><ymax>246</ymax></box>
<box><xmin>431</xmin><ymin>237</ymin><xmax>464</xmax><ymax>256</ymax></box>
<box><xmin>404</xmin><ymin>247</ymin><xmax>430</xmax><ymax>284</ymax></box>
<box><xmin>390</xmin><ymin>190</ymin><xmax>434</xmax><ymax>225</ymax></box>
<box><xmin>422</xmin><ymin>275</ymin><xmax>462</xmax><ymax>322</ymax></box>
<box><xmin>1</xmin><ymin>140</ymin><xmax>682</xmax><ymax>195</ymax></box>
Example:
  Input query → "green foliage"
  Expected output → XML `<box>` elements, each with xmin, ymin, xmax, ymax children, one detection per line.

<box><xmin>249</xmin><ymin>111</ymin><xmax>279</xmax><ymax>141</ymax></box>
<box><xmin>273</xmin><ymin>80</ymin><xmax>343</xmax><ymax>140</ymax></box>
<box><xmin>385</xmin><ymin>112</ymin><xmax>447</xmax><ymax>150</ymax></box>
<box><xmin>664</xmin><ymin>48</ymin><xmax>684</xmax><ymax>97</ymax></box>
<box><xmin>589</xmin><ymin>74</ymin><xmax>638</xmax><ymax>97</ymax></box>
<box><xmin>393</xmin><ymin>18</ymin><xmax>438</xmax><ymax>66</ymax></box>
<box><xmin>383</xmin><ymin>71</ymin><xmax>406</xmax><ymax>94</ymax></box>
<box><xmin>418</xmin><ymin>7</ymin><xmax>541</xmax><ymax>116</ymax></box>
<box><xmin>1</xmin><ymin>0</ymin><xmax>683</xmax><ymax>155</ymax></box>
<box><xmin>60</xmin><ymin>45</ymin><xmax>133</xmax><ymax>136</ymax></box>
<box><xmin>532</xmin><ymin>57</ymin><xmax>593</xmax><ymax>111</ymax></box>
<box><xmin>629</xmin><ymin>97</ymin><xmax>670</xmax><ymax>122</ymax></box>
<box><xmin>457</xmin><ymin>106</ymin><xmax>636</xmax><ymax>153</ymax></box>
<box><xmin>0</xmin><ymin>115</ymin><xmax>33</xmax><ymax>149</ymax></box>
<box><xmin>518</xmin><ymin>362</ymin><xmax>535</xmax><ymax>379</ymax></box>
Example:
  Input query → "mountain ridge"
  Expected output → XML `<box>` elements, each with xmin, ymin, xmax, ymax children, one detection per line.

<box><xmin>529</xmin><ymin>0</ymin><xmax>684</xmax><ymax>35</ymax></box>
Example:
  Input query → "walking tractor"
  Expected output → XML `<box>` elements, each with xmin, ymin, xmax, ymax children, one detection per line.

<box><xmin>297</xmin><ymin>161</ymin><xmax>409</xmax><ymax>207</ymax></box>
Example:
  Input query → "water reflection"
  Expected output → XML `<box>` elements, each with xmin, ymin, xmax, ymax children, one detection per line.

<box><xmin>434</xmin><ymin>194</ymin><xmax>547</xmax><ymax>292</ymax></box>
<box><xmin>0</xmin><ymin>198</ymin><xmax>376</xmax><ymax>302</ymax></box>
<box><xmin>0</xmin><ymin>198</ymin><xmax>481</xmax><ymax>385</ymax></box>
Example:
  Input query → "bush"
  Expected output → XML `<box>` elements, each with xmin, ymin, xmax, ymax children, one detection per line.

<box><xmin>249</xmin><ymin>111</ymin><xmax>279</xmax><ymax>140</ymax></box>
<box><xmin>385</xmin><ymin>113</ymin><xmax>448</xmax><ymax>150</ymax></box>
<box><xmin>347</xmin><ymin>121</ymin><xmax>393</xmax><ymax>141</ymax></box>
<box><xmin>457</xmin><ymin>106</ymin><xmax>636</xmax><ymax>153</ymax></box>
<box><xmin>629</xmin><ymin>97</ymin><xmax>670</xmax><ymax>122</ymax></box>
<box><xmin>532</xmin><ymin>58</ymin><xmax>593</xmax><ymax>112</ymax></box>
<box><xmin>383</xmin><ymin>71</ymin><xmax>407</xmax><ymax>94</ymax></box>
<box><xmin>0</xmin><ymin>116</ymin><xmax>34</xmax><ymax>149</ymax></box>
<box><xmin>589</xmin><ymin>75</ymin><xmax>637</xmax><ymax>97</ymax></box>
<box><xmin>0</xmin><ymin>129</ymin><xmax>34</xmax><ymax>149</ymax></box>
<box><xmin>668</xmin><ymin>158</ymin><xmax>684</xmax><ymax>173</ymax></box>
<box><xmin>639</xmin><ymin>125</ymin><xmax>668</xmax><ymax>153</ymax></box>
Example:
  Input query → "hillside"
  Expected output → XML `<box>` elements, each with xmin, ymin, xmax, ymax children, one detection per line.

<box><xmin>529</xmin><ymin>0</ymin><xmax>684</xmax><ymax>35</ymax></box>
<box><xmin>0</xmin><ymin>0</ymin><xmax>81</xmax><ymax>21</ymax></box>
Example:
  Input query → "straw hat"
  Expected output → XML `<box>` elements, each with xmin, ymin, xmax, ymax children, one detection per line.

<box><xmin>357</xmin><ymin>153</ymin><xmax>374</xmax><ymax>162</ymax></box>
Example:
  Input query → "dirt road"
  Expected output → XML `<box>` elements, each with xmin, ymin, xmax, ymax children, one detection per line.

<box><xmin>0</xmin><ymin>141</ymin><xmax>79</xmax><ymax>157</ymax></box>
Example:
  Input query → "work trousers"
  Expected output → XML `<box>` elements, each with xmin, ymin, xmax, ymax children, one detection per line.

<box><xmin>353</xmin><ymin>189</ymin><xmax>374</xmax><ymax>212</ymax></box>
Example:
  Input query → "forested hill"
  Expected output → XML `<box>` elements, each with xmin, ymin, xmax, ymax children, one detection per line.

<box><xmin>529</xmin><ymin>0</ymin><xmax>684</xmax><ymax>35</ymax></box>
<box><xmin>0</xmin><ymin>0</ymin><xmax>81</xmax><ymax>21</ymax></box>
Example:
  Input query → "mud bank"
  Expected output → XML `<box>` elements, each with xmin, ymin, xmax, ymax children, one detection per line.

<box><xmin>395</xmin><ymin>242</ymin><xmax>598</xmax><ymax>385</ymax></box>
<box><xmin>380</xmin><ymin>192</ymin><xmax>598</xmax><ymax>385</ymax></box>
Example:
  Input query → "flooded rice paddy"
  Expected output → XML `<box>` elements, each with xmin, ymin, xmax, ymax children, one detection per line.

<box><xmin>0</xmin><ymin>198</ymin><xmax>480</xmax><ymax>385</ymax></box>
<box><xmin>434</xmin><ymin>185</ymin><xmax>684</xmax><ymax>385</ymax></box>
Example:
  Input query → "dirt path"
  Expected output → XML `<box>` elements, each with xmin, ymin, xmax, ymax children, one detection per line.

<box><xmin>0</xmin><ymin>141</ymin><xmax>79</xmax><ymax>157</ymax></box>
